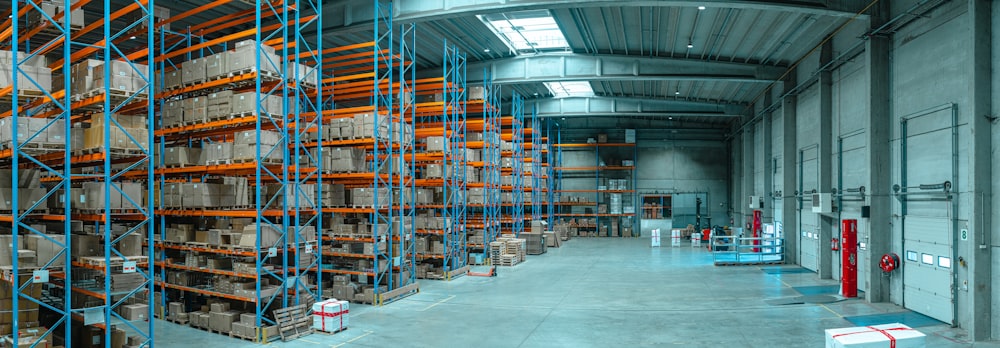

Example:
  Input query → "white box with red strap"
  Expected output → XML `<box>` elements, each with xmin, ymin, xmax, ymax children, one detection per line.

<box><xmin>312</xmin><ymin>299</ymin><xmax>350</xmax><ymax>333</ymax></box>
<box><xmin>825</xmin><ymin>323</ymin><xmax>926</xmax><ymax>348</ymax></box>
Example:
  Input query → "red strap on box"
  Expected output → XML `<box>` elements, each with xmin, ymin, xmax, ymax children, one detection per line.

<box><xmin>831</xmin><ymin>326</ymin><xmax>912</xmax><ymax>348</ymax></box>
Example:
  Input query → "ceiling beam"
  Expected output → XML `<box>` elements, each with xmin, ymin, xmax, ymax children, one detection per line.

<box><xmin>441</xmin><ymin>53</ymin><xmax>785</xmax><ymax>84</ymax></box>
<box><xmin>526</xmin><ymin>96</ymin><xmax>746</xmax><ymax>118</ymax></box>
<box><xmin>320</xmin><ymin>0</ymin><xmax>867</xmax><ymax>34</ymax></box>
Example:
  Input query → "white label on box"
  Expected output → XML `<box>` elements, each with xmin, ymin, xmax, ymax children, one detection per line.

<box><xmin>32</xmin><ymin>269</ymin><xmax>48</xmax><ymax>283</ymax></box>
<box><xmin>268</xmin><ymin>247</ymin><xmax>277</xmax><ymax>257</ymax></box>
<box><xmin>123</xmin><ymin>261</ymin><xmax>137</xmax><ymax>273</ymax></box>
<box><xmin>305</xmin><ymin>243</ymin><xmax>314</xmax><ymax>254</ymax></box>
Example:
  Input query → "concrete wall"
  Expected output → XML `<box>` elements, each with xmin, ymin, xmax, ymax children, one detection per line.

<box><xmin>558</xmin><ymin>137</ymin><xmax>729</xmax><ymax>230</ymax></box>
<box><xmin>732</xmin><ymin>0</ymin><xmax>997</xmax><ymax>339</ymax></box>
<box><xmin>990</xmin><ymin>0</ymin><xmax>1000</xmax><ymax>339</ymax></box>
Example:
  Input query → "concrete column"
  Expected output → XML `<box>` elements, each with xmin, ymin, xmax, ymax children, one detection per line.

<box><xmin>731</xmin><ymin>131</ymin><xmax>742</xmax><ymax>227</ymax></box>
<box><xmin>865</xmin><ymin>3</ymin><xmax>892</xmax><ymax>303</ymax></box>
<box><xmin>967</xmin><ymin>0</ymin><xmax>992</xmax><ymax>340</ymax></box>
<box><xmin>817</xmin><ymin>41</ymin><xmax>834</xmax><ymax>279</ymax></box>
<box><xmin>781</xmin><ymin>73</ymin><xmax>799</xmax><ymax>264</ymax></box>
<box><xmin>762</xmin><ymin>96</ymin><xmax>775</xmax><ymax>222</ymax></box>
<box><xmin>744</xmin><ymin>122</ymin><xmax>755</xmax><ymax>225</ymax></box>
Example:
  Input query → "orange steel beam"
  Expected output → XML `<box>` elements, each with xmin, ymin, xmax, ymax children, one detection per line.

<box><xmin>154</xmin><ymin>16</ymin><xmax>312</xmax><ymax>64</ymax></box>
<box><xmin>5</xmin><ymin>0</ymin><xmax>92</xmax><ymax>49</ymax></box>
<box><xmin>46</xmin><ymin>0</ymin><xmax>148</xmax><ymax>69</ymax></box>
<box><xmin>0</xmin><ymin>0</ymin><xmax>44</xmax><ymax>42</ymax></box>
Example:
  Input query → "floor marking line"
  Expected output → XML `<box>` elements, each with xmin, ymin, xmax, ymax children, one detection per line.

<box><xmin>332</xmin><ymin>330</ymin><xmax>374</xmax><ymax>348</ymax></box>
<box><xmin>819</xmin><ymin>303</ymin><xmax>844</xmax><ymax>318</ymax></box>
<box><xmin>419</xmin><ymin>295</ymin><xmax>455</xmax><ymax>312</ymax></box>
<box><xmin>299</xmin><ymin>338</ymin><xmax>323</xmax><ymax>345</ymax></box>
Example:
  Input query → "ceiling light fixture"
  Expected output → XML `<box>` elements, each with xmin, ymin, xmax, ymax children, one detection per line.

<box><xmin>129</xmin><ymin>36</ymin><xmax>137</xmax><ymax>40</ymax></box>
<box><xmin>533</xmin><ymin>92</ymin><xmax>539</xmax><ymax>96</ymax></box>
<box><xmin>669</xmin><ymin>116</ymin><xmax>674</xmax><ymax>120</ymax></box>
<box><xmin>561</xmin><ymin>117</ymin><xmax>566</xmax><ymax>120</ymax></box>
<box><xmin>674</xmin><ymin>89</ymin><xmax>680</xmax><ymax>95</ymax></box>
<box><xmin>687</xmin><ymin>41</ymin><xmax>694</xmax><ymax>49</ymax></box>
<box><xmin>484</xmin><ymin>48</ymin><xmax>491</xmax><ymax>53</ymax></box>
<box><xmin>698</xmin><ymin>6</ymin><xmax>706</xmax><ymax>10</ymax></box>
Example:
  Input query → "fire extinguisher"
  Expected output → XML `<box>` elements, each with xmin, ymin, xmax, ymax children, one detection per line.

<box><xmin>879</xmin><ymin>253</ymin><xmax>900</xmax><ymax>273</ymax></box>
<box><xmin>830</xmin><ymin>238</ymin><xmax>839</xmax><ymax>251</ymax></box>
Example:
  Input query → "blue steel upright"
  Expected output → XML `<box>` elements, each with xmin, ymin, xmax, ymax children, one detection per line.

<box><xmin>291</xmin><ymin>0</ymin><xmax>325</xmax><ymax>303</ymax></box>
<box><xmin>511</xmin><ymin>93</ymin><xmax>524</xmax><ymax>236</ymax></box>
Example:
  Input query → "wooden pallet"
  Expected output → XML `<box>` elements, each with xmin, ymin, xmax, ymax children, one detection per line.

<box><xmin>273</xmin><ymin>304</ymin><xmax>313</xmax><ymax>342</ymax></box>
<box><xmin>78</xmin><ymin>255</ymin><xmax>147</xmax><ymax>268</ymax></box>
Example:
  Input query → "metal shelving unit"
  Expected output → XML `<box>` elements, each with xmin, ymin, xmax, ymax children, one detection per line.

<box><xmin>147</xmin><ymin>0</ymin><xmax>327</xmax><ymax>340</ymax></box>
<box><xmin>553</xmin><ymin>139</ymin><xmax>638</xmax><ymax>237</ymax></box>
<box><xmin>411</xmin><ymin>41</ymin><xmax>468</xmax><ymax>278</ymax></box>
<box><xmin>506</xmin><ymin>93</ymin><xmax>525</xmax><ymax>236</ymax></box>
<box><xmin>1</xmin><ymin>0</ymin><xmax>158</xmax><ymax>346</ymax></box>
<box><xmin>465</xmin><ymin>72</ymin><xmax>501</xmax><ymax>261</ymax></box>
<box><xmin>317</xmin><ymin>2</ymin><xmax>418</xmax><ymax>306</ymax></box>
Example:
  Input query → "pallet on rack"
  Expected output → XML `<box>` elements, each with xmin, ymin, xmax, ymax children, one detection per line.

<box><xmin>273</xmin><ymin>304</ymin><xmax>313</xmax><ymax>341</ymax></box>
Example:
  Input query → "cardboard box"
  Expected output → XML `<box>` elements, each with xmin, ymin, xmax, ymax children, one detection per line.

<box><xmin>824</xmin><ymin>323</ymin><xmax>925</xmax><ymax>348</ymax></box>
<box><xmin>121</xmin><ymin>304</ymin><xmax>148</xmax><ymax>321</ymax></box>
<box><xmin>312</xmin><ymin>299</ymin><xmax>349</xmax><ymax>333</ymax></box>
<box><xmin>209</xmin><ymin>310</ymin><xmax>239</xmax><ymax>332</ymax></box>
<box><xmin>205</xmin><ymin>53</ymin><xmax>228</xmax><ymax>79</ymax></box>
<box><xmin>182</xmin><ymin>58</ymin><xmax>205</xmax><ymax>84</ymax></box>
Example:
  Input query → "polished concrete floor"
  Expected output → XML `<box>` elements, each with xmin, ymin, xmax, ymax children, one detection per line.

<box><xmin>156</xmin><ymin>238</ymin><xmax>997</xmax><ymax>347</ymax></box>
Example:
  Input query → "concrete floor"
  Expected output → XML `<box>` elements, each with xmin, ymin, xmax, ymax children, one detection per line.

<box><xmin>156</xmin><ymin>238</ymin><xmax>998</xmax><ymax>347</ymax></box>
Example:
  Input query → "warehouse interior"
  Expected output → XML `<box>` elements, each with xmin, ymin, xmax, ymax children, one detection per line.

<box><xmin>0</xmin><ymin>0</ymin><xmax>997</xmax><ymax>347</ymax></box>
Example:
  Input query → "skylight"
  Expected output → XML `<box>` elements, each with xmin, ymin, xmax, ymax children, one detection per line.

<box><xmin>478</xmin><ymin>10</ymin><xmax>569</xmax><ymax>53</ymax></box>
<box><xmin>544</xmin><ymin>81</ymin><xmax>594</xmax><ymax>98</ymax></box>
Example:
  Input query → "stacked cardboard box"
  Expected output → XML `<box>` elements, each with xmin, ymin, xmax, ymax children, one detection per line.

<box><xmin>230</xmin><ymin>91</ymin><xmax>282</xmax><ymax>116</ymax></box>
<box><xmin>203</xmin><ymin>142</ymin><xmax>233</xmax><ymax>165</ymax></box>
<box><xmin>206</xmin><ymin>90</ymin><xmax>233</xmax><ymax>120</ymax></box>
<box><xmin>0</xmin><ymin>117</ymin><xmax>64</xmax><ymax>149</ymax></box>
<box><xmin>229</xmin><ymin>40</ymin><xmax>282</xmax><ymax>76</ymax></box>
<box><xmin>182</xmin><ymin>95</ymin><xmax>208</xmax><ymax>124</ymax></box>
<box><xmin>80</xmin><ymin>181</ymin><xmax>144</xmax><ymax>211</ymax></box>
<box><xmin>162</xmin><ymin>100</ymin><xmax>185</xmax><ymax>128</ymax></box>
<box><xmin>83</xmin><ymin>113</ymin><xmax>148</xmax><ymax>152</ymax></box>
<box><xmin>312</xmin><ymin>299</ymin><xmax>349</xmax><ymax>333</ymax></box>
<box><xmin>0</xmin><ymin>50</ymin><xmax>51</xmax><ymax>95</ymax></box>
<box><xmin>182</xmin><ymin>58</ymin><xmax>206</xmax><ymax>85</ymax></box>
<box><xmin>162</xmin><ymin>146</ymin><xmax>202</xmax><ymax>167</ymax></box>
<box><xmin>0</xmin><ymin>169</ymin><xmax>46</xmax><ymax>212</ymax></box>
<box><xmin>232</xmin><ymin>130</ymin><xmax>282</xmax><ymax>163</ymax></box>
<box><xmin>352</xmin><ymin>113</ymin><xmax>390</xmax><ymax>141</ymax></box>
<box><xmin>317</xmin><ymin>147</ymin><xmax>365</xmax><ymax>172</ymax></box>
<box><xmin>27</xmin><ymin>0</ymin><xmax>85</xmax><ymax>29</ymax></box>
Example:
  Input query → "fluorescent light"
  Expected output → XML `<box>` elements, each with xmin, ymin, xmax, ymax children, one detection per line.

<box><xmin>698</xmin><ymin>6</ymin><xmax>706</xmax><ymax>10</ymax></box>
<box><xmin>544</xmin><ymin>81</ymin><xmax>594</xmax><ymax>97</ymax></box>
<box><xmin>478</xmin><ymin>10</ymin><xmax>569</xmax><ymax>53</ymax></box>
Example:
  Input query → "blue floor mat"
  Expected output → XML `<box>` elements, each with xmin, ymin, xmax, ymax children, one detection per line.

<box><xmin>761</xmin><ymin>266</ymin><xmax>815</xmax><ymax>274</ymax></box>
<box><xmin>843</xmin><ymin>311</ymin><xmax>944</xmax><ymax>328</ymax></box>
<box><xmin>792</xmin><ymin>285</ymin><xmax>841</xmax><ymax>295</ymax></box>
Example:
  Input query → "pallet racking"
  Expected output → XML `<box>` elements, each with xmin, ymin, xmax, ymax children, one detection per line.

<box><xmin>553</xmin><ymin>138</ymin><xmax>639</xmax><ymax>237</ymax></box>
<box><xmin>465</xmin><ymin>72</ymin><xmax>502</xmax><ymax>261</ymax></box>
<box><xmin>411</xmin><ymin>41</ymin><xmax>469</xmax><ymax>279</ymax></box>
<box><xmin>1</xmin><ymin>0</ymin><xmax>159</xmax><ymax>346</ymax></box>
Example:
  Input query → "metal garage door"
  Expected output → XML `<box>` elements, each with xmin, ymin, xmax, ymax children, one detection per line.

<box><xmin>899</xmin><ymin>104</ymin><xmax>955</xmax><ymax>324</ymax></box>
<box><xmin>798</xmin><ymin>148</ymin><xmax>819</xmax><ymax>272</ymax></box>
<box><xmin>902</xmin><ymin>216</ymin><xmax>953</xmax><ymax>323</ymax></box>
